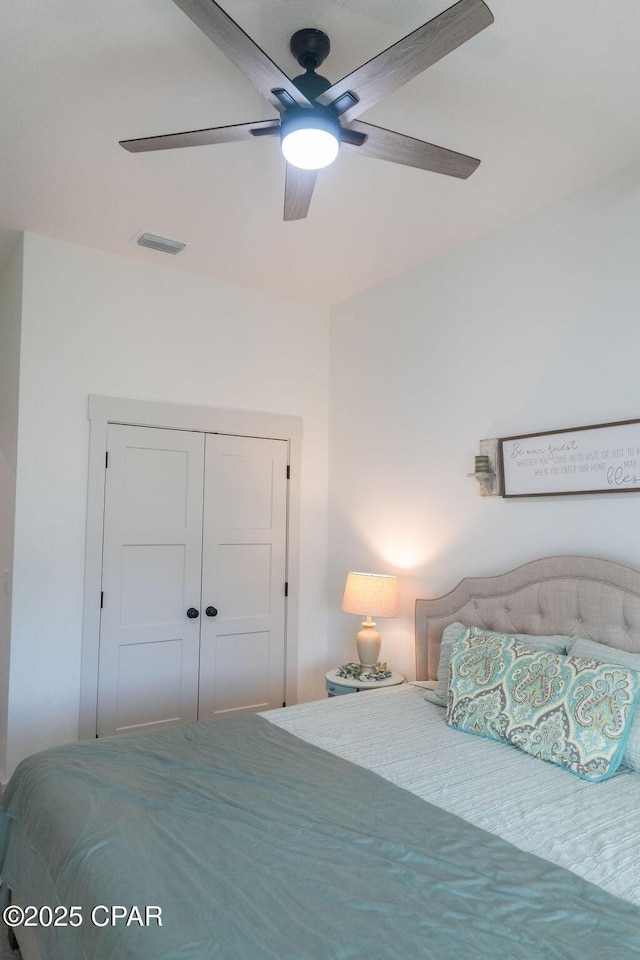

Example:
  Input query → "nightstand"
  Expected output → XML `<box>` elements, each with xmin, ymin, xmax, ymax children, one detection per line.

<box><xmin>325</xmin><ymin>670</ymin><xmax>405</xmax><ymax>697</ymax></box>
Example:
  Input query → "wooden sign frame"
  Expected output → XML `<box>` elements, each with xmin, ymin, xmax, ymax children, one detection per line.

<box><xmin>499</xmin><ymin>419</ymin><xmax>640</xmax><ymax>497</ymax></box>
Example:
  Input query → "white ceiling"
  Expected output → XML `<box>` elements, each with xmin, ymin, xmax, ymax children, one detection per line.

<box><xmin>2</xmin><ymin>0</ymin><xmax>640</xmax><ymax>305</ymax></box>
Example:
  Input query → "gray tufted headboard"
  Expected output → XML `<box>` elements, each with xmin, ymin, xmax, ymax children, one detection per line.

<box><xmin>415</xmin><ymin>556</ymin><xmax>640</xmax><ymax>681</ymax></box>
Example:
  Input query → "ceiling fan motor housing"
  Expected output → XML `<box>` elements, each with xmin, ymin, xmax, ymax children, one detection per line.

<box><xmin>292</xmin><ymin>70</ymin><xmax>332</xmax><ymax>102</ymax></box>
<box><xmin>290</xmin><ymin>29</ymin><xmax>333</xmax><ymax>103</ymax></box>
<box><xmin>290</xmin><ymin>28</ymin><xmax>330</xmax><ymax>72</ymax></box>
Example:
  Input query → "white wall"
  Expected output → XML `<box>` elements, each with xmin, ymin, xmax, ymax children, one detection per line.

<box><xmin>0</xmin><ymin>239</ymin><xmax>23</xmax><ymax>784</ymax></box>
<box><xmin>329</xmin><ymin>162</ymin><xmax>640</xmax><ymax>680</ymax></box>
<box><xmin>6</xmin><ymin>233</ymin><xmax>329</xmax><ymax>776</ymax></box>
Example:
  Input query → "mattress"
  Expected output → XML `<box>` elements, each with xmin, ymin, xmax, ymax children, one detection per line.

<box><xmin>264</xmin><ymin>684</ymin><xmax>640</xmax><ymax>907</ymax></box>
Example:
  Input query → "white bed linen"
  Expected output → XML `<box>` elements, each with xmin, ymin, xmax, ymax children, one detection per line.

<box><xmin>263</xmin><ymin>685</ymin><xmax>640</xmax><ymax>907</ymax></box>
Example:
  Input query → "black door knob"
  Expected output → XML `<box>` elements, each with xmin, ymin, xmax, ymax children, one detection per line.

<box><xmin>205</xmin><ymin>606</ymin><xmax>218</xmax><ymax>618</ymax></box>
<box><xmin>186</xmin><ymin>607</ymin><xmax>199</xmax><ymax>619</ymax></box>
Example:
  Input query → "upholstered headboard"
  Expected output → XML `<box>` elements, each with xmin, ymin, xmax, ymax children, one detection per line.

<box><xmin>415</xmin><ymin>556</ymin><xmax>640</xmax><ymax>681</ymax></box>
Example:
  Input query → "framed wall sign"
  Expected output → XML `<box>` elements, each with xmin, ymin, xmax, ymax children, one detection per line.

<box><xmin>500</xmin><ymin>419</ymin><xmax>640</xmax><ymax>497</ymax></box>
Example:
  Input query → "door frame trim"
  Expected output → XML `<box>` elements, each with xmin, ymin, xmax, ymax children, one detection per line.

<box><xmin>80</xmin><ymin>394</ymin><xmax>302</xmax><ymax>740</ymax></box>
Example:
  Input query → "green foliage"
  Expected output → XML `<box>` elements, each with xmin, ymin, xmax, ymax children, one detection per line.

<box><xmin>336</xmin><ymin>662</ymin><xmax>391</xmax><ymax>681</ymax></box>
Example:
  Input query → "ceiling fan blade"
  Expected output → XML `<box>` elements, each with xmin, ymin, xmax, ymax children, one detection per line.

<box><xmin>170</xmin><ymin>0</ymin><xmax>312</xmax><ymax>113</ymax></box>
<box><xmin>283</xmin><ymin>165</ymin><xmax>317</xmax><ymax>221</ymax></box>
<box><xmin>120</xmin><ymin>119</ymin><xmax>280</xmax><ymax>153</ymax></box>
<box><xmin>317</xmin><ymin>0</ymin><xmax>493</xmax><ymax>123</ymax></box>
<box><xmin>342</xmin><ymin>120</ymin><xmax>480</xmax><ymax>178</ymax></box>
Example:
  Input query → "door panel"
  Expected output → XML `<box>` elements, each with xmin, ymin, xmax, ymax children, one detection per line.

<box><xmin>97</xmin><ymin>425</ymin><xmax>205</xmax><ymax>736</ymax></box>
<box><xmin>199</xmin><ymin>435</ymin><xmax>288</xmax><ymax>718</ymax></box>
<box><xmin>123</xmin><ymin>447</ymin><xmax>191</xmax><ymax>528</ymax></box>
<box><xmin>218</xmin><ymin>544</ymin><xmax>272</xmax><ymax>617</ymax></box>
<box><xmin>120</xmin><ymin>544</ymin><xmax>187</xmax><ymax>626</ymax></box>
<box><xmin>217</xmin><ymin>453</ymin><xmax>276</xmax><ymax>529</ymax></box>
<box><xmin>206</xmin><ymin>631</ymin><xmax>271</xmax><ymax>715</ymax></box>
<box><xmin>116</xmin><ymin>639</ymin><xmax>186</xmax><ymax>730</ymax></box>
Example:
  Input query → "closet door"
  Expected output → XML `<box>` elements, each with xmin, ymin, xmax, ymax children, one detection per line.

<box><xmin>198</xmin><ymin>434</ymin><xmax>288</xmax><ymax>717</ymax></box>
<box><xmin>97</xmin><ymin>425</ymin><xmax>205</xmax><ymax>736</ymax></box>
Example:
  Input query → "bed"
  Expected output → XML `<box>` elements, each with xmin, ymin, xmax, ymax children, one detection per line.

<box><xmin>2</xmin><ymin>555</ymin><xmax>640</xmax><ymax>959</ymax></box>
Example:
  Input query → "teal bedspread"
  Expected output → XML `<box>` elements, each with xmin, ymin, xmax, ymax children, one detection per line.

<box><xmin>1</xmin><ymin>715</ymin><xmax>639</xmax><ymax>959</ymax></box>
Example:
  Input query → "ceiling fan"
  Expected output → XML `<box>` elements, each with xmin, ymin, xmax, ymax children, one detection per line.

<box><xmin>120</xmin><ymin>0</ymin><xmax>494</xmax><ymax>221</ymax></box>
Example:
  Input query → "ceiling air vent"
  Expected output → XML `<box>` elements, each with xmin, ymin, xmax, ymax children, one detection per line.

<box><xmin>135</xmin><ymin>232</ymin><xmax>186</xmax><ymax>255</ymax></box>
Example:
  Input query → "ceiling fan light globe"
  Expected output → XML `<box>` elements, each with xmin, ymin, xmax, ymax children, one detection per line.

<box><xmin>281</xmin><ymin>128</ymin><xmax>339</xmax><ymax>170</ymax></box>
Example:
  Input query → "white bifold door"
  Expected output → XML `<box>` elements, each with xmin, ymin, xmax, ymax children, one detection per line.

<box><xmin>97</xmin><ymin>424</ymin><xmax>288</xmax><ymax>737</ymax></box>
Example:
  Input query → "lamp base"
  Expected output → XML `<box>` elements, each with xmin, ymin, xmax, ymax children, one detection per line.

<box><xmin>356</xmin><ymin>618</ymin><xmax>381</xmax><ymax>667</ymax></box>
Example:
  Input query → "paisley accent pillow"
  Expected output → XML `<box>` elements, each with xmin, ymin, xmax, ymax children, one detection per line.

<box><xmin>446</xmin><ymin>631</ymin><xmax>640</xmax><ymax>782</ymax></box>
<box><xmin>425</xmin><ymin>624</ymin><xmax>571</xmax><ymax>708</ymax></box>
<box><xmin>566</xmin><ymin>637</ymin><xmax>640</xmax><ymax>774</ymax></box>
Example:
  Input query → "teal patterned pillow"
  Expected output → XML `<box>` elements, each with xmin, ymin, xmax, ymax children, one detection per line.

<box><xmin>447</xmin><ymin>630</ymin><xmax>640</xmax><ymax>782</ymax></box>
<box><xmin>566</xmin><ymin>637</ymin><xmax>640</xmax><ymax>774</ymax></box>
<box><xmin>425</xmin><ymin>624</ymin><xmax>571</xmax><ymax>708</ymax></box>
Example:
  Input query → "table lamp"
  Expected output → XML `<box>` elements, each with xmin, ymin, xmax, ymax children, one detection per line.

<box><xmin>341</xmin><ymin>572</ymin><xmax>398</xmax><ymax>667</ymax></box>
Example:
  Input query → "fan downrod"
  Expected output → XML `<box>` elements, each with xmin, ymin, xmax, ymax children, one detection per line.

<box><xmin>290</xmin><ymin>29</ymin><xmax>330</xmax><ymax>72</ymax></box>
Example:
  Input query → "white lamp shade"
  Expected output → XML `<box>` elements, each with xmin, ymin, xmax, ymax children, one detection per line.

<box><xmin>341</xmin><ymin>572</ymin><xmax>398</xmax><ymax>618</ymax></box>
